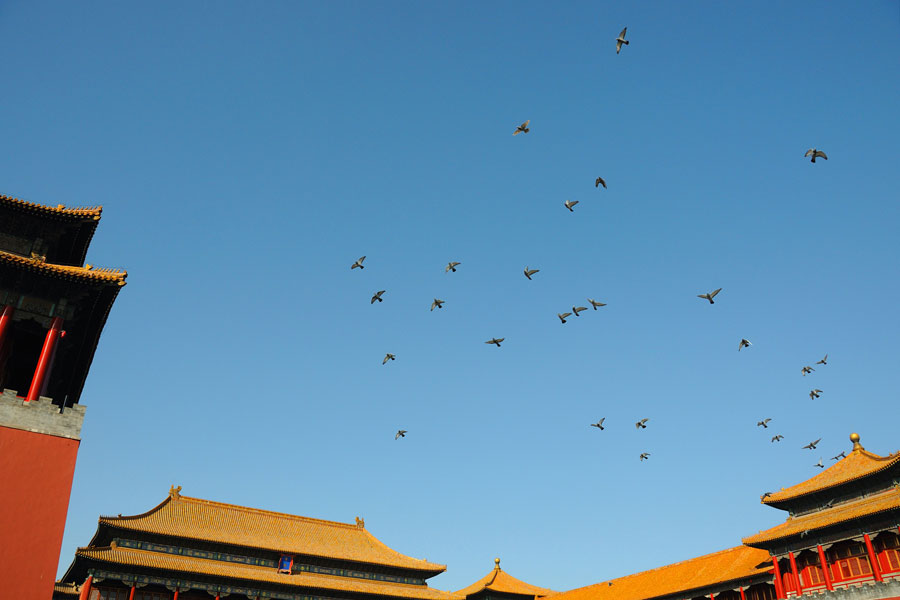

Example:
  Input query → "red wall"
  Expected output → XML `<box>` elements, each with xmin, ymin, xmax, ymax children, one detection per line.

<box><xmin>0</xmin><ymin>425</ymin><xmax>80</xmax><ymax>599</ymax></box>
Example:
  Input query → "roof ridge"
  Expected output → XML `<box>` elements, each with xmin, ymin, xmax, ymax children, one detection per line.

<box><xmin>603</xmin><ymin>546</ymin><xmax>754</xmax><ymax>582</ymax></box>
<box><xmin>0</xmin><ymin>194</ymin><xmax>103</xmax><ymax>216</ymax></box>
<box><xmin>100</xmin><ymin>496</ymin><xmax>172</xmax><ymax>522</ymax></box>
<box><xmin>177</xmin><ymin>495</ymin><xmax>365</xmax><ymax>530</ymax></box>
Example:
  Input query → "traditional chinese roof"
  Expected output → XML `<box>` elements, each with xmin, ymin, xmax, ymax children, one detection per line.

<box><xmin>545</xmin><ymin>546</ymin><xmax>772</xmax><ymax>600</ymax></box>
<box><xmin>96</xmin><ymin>491</ymin><xmax>446</xmax><ymax>575</ymax></box>
<box><xmin>762</xmin><ymin>435</ymin><xmax>900</xmax><ymax>506</ymax></box>
<box><xmin>53</xmin><ymin>582</ymin><xmax>81</xmax><ymax>597</ymax></box>
<box><xmin>0</xmin><ymin>249</ymin><xmax>127</xmax><ymax>286</ymax></box>
<box><xmin>455</xmin><ymin>559</ymin><xmax>554</xmax><ymax>598</ymax></box>
<box><xmin>0</xmin><ymin>194</ymin><xmax>103</xmax><ymax>220</ymax></box>
<box><xmin>75</xmin><ymin>546</ymin><xmax>458</xmax><ymax>600</ymax></box>
<box><xmin>743</xmin><ymin>487</ymin><xmax>900</xmax><ymax>546</ymax></box>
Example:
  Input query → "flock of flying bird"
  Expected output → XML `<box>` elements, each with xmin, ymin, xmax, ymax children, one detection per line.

<box><xmin>350</xmin><ymin>26</ymin><xmax>832</xmax><ymax>461</ymax></box>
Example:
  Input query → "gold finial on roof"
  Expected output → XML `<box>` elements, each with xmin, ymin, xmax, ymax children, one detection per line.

<box><xmin>169</xmin><ymin>485</ymin><xmax>182</xmax><ymax>499</ymax></box>
<box><xmin>850</xmin><ymin>433</ymin><xmax>863</xmax><ymax>451</ymax></box>
<box><xmin>57</xmin><ymin>204</ymin><xmax>65</xmax><ymax>209</ymax></box>
<box><xmin>355</xmin><ymin>516</ymin><xmax>365</xmax><ymax>529</ymax></box>
<box><xmin>494</xmin><ymin>557</ymin><xmax>501</xmax><ymax>570</ymax></box>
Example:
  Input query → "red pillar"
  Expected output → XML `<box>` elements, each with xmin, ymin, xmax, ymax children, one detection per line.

<box><xmin>817</xmin><ymin>545</ymin><xmax>833</xmax><ymax>591</ymax></box>
<box><xmin>25</xmin><ymin>316</ymin><xmax>63</xmax><ymax>403</ymax></box>
<box><xmin>789</xmin><ymin>551</ymin><xmax>801</xmax><ymax>595</ymax></box>
<box><xmin>739</xmin><ymin>587</ymin><xmax>746</xmax><ymax>600</ymax></box>
<box><xmin>129</xmin><ymin>585</ymin><xmax>136</xmax><ymax>600</ymax></box>
<box><xmin>864</xmin><ymin>534</ymin><xmax>883</xmax><ymax>582</ymax></box>
<box><xmin>173</xmin><ymin>588</ymin><xmax>180</xmax><ymax>600</ymax></box>
<box><xmin>0</xmin><ymin>305</ymin><xmax>14</xmax><ymax>348</ymax></box>
<box><xmin>773</xmin><ymin>557</ymin><xmax>786</xmax><ymax>599</ymax></box>
<box><xmin>78</xmin><ymin>576</ymin><xmax>93</xmax><ymax>600</ymax></box>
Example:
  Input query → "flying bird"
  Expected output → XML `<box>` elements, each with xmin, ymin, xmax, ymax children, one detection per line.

<box><xmin>351</xmin><ymin>256</ymin><xmax>366</xmax><ymax>270</ymax></box>
<box><xmin>524</xmin><ymin>267</ymin><xmax>540</xmax><ymax>280</ymax></box>
<box><xmin>558</xmin><ymin>312</ymin><xmax>572</xmax><ymax>324</ymax></box>
<box><xmin>817</xmin><ymin>354</ymin><xmax>828</xmax><ymax>365</ymax></box>
<box><xmin>383</xmin><ymin>353</ymin><xmax>395</xmax><ymax>365</ymax></box>
<box><xmin>639</xmin><ymin>452</ymin><xmax>650</xmax><ymax>461</ymax></box>
<box><xmin>572</xmin><ymin>305</ymin><xmax>588</xmax><ymax>316</ymax></box>
<box><xmin>595</xmin><ymin>177</ymin><xmax>607</xmax><ymax>189</ymax></box>
<box><xmin>757</xmin><ymin>418</ymin><xmax>772</xmax><ymax>428</ymax></box>
<box><xmin>635</xmin><ymin>418</ymin><xmax>649</xmax><ymax>429</ymax></box>
<box><xmin>805</xmin><ymin>149</ymin><xmax>828</xmax><ymax>163</ymax></box>
<box><xmin>564</xmin><ymin>200</ymin><xmax>579</xmax><ymax>212</ymax></box>
<box><xmin>697</xmin><ymin>288</ymin><xmax>722</xmax><ymax>304</ymax></box>
<box><xmin>445</xmin><ymin>261</ymin><xmax>461</xmax><ymax>273</ymax></box>
<box><xmin>762</xmin><ymin>492</ymin><xmax>773</xmax><ymax>499</ymax></box>
<box><xmin>810</xmin><ymin>389</ymin><xmax>822</xmax><ymax>400</ymax></box>
<box><xmin>814</xmin><ymin>458</ymin><xmax>824</xmax><ymax>469</ymax></box>
<box><xmin>371</xmin><ymin>290</ymin><xmax>385</xmax><ymax>304</ymax></box>
<box><xmin>771</xmin><ymin>435</ymin><xmax>784</xmax><ymax>442</ymax></box>
<box><xmin>513</xmin><ymin>120</ymin><xmax>530</xmax><ymax>135</ymax></box>
<box><xmin>395</xmin><ymin>430</ymin><xmax>407</xmax><ymax>440</ymax></box>
<box><xmin>802</xmin><ymin>366</ymin><xmax>815</xmax><ymax>376</ymax></box>
<box><xmin>803</xmin><ymin>438</ymin><xmax>822</xmax><ymax>450</ymax></box>
<box><xmin>832</xmin><ymin>451</ymin><xmax>846</xmax><ymax>461</ymax></box>
<box><xmin>590</xmin><ymin>418</ymin><xmax>606</xmax><ymax>430</ymax></box>
<box><xmin>616</xmin><ymin>27</ymin><xmax>629</xmax><ymax>54</ymax></box>
<box><xmin>430</xmin><ymin>299</ymin><xmax>444</xmax><ymax>311</ymax></box>
<box><xmin>589</xmin><ymin>299</ymin><xmax>607</xmax><ymax>309</ymax></box>
<box><xmin>739</xmin><ymin>338</ymin><xmax>752</xmax><ymax>351</ymax></box>
<box><xmin>485</xmin><ymin>337</ymin><xmax>505</xmax><ymax>347</ymax></box>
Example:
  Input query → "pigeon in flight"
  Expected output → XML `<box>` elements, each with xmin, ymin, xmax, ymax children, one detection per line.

<box><xmin>639</xmin><ymin>452</ymin><xmax>650</xmax><ymax>461</ymax></box>
<box><xmin>351</xmin><ymin>256</ymin><xmax>366</xmax><ymax>270</ymax></box>
<box><xmin>445</xmin><ymin>261</ymin><xmax>461</xmax><ymax>273</ymax></box>
<box><xmin>371</xmin><ymin>290</ymin><xmax>386</xmax><ymax>304</ymax></box>
<box><xmin>810</xmin><ymin>389</ymin><xmax>822</xmax><ymax>400</ymax></box>
<box><xmin>635</xmin><ymin>418</ymin><xmax>649</xmax><ymax>429</ymax></box>
<box><xmin>558</xmin><ymin>312</ymin><xmax>572</xmax><ymax>324</ymax></box>
<box><xmin>383</xmin><ymin>353</ymin><xmax>395</xmax><ymax>365</ymax></box>
<box><xmin>430</xmin><ymin>299</ymin><xmax>444</xmax><ymax>311</ymax></box>
<box><xmin>595</xmin><ymin>177</ymin><xmax>607</xmax><ymax>189</ymax></box>
<box><xmin>572</xmin><ymin>305</ymin><xmax>588</xmax><ymax>316</ymax></box>
<box><xmin>771</xmin><ymin>435</ymin><xmax>784</xmax><ymax>442</ymax></box>
<box><xmin>762</xmin><ymin>492</ymin><xmax>773</xmax><ymax>499</ymax></box>
<box><xmin>565</xmin><ymin>200</ymin><xmax>579</xmax><ymax>212</ymax></box>
<box><xmin>485</xmin><ymin>337</ymin><xmax>505</xmax><ymax>347</ymax></box>
<box><xmin>616</xmin><ymin>27</ymin><xmax>629</xmax><ymax>54</ymax></box>
<box><xmin>739</xmin><ymin>339</ymin><xmax>752</xmax><ymax>351</ymax></box>
<box><xmin>395</xmin><ymin>430</ymin><xmax>407</xmax><ymax>440</ymax></box>
<box><xmin>802</xmin><ymin>366</ymin><xmax>815</xmax><ymax>376</ymax></box>
<box><xmin>524</xmin><ymin>267</ymin><xmax>540</xmax><ymax>280</ymax></box>
<box><xmin>757</xmin><ymin>418</ymin><xmax>772</xmax><ymax>428</ymax></box>
<box><xmin>590</xmin><ymin>418</ymin><xmax>606</xmax><ymax>430</ymax></box>
<box><xmin>817</xmin><ymin>354</ymin><xmax>828</xmax><ymax>365</ymax></box>
<box><xmin>814</xmin><ymin>458</ymin><xmax>824</xmax><ymax>469</ymax></box>
<box><xmin>805</xmin><ymin>149</ymin><xmax>828</xmax><ymax>163</ymax></box>
<box><xmin>513</xmin><ymin>120</ymin><xmax>530</xmax><ymax>135</ymax></box>
<box><xmin>589</xmin><ymin>299</ymin><xmax>607</xmax><ymax>309</ymax></box>
<box><xmin>803</xmin><ymin>438</ymin><xmax>822</xmax><ymax>450</ymax></box>
<box><xmin>697</xmin><ymin>288</ymin><xmax>722</xmax><ymax>304</ymax></box>
<box><xmin>831</xmin><ymin>452</ymin><xmax>846</xmax><ymax>461</ymax></box>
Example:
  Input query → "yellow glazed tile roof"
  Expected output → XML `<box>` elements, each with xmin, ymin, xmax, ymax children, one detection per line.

<box><xmin>455</xmin><ymin>562</ymin><xmax>554</xmax><ymax>597</ymax></box>
<box><xmin>0</xmin><ymin>194</ymin><xmax>102</xmax><ymax>219</ymax></box>
<box><xmin>545</xmin><ymin>546</ymin><xmax>772</xmax><ymax>600</ymax></box>
<box><xmin>53</xmin><ymin>582</ymin><xmax>81</xmax><ymax>596</ymax></box>
<box><xmin>98</xmin><ymin>492</ymin><xmax>445</xmax><ymax>574</ymax></box>
<box><xmin>763</xmin><ymin>442</ymin><xmax>900</xmax><ymax>505</ymax></box>
<box><xmin>743</xmin><ymin>487</ymin><xmax>900</xmax><ymax>546</ymax></box>
<box><xmin>0</xmin><ymin>250</ymin><xmax>127</xmax><ymax>286</ymax></box>
<box><xmin>76</xmin><ymin>546</ymin><xmax>459</xmax><ymax>600</ymax></box>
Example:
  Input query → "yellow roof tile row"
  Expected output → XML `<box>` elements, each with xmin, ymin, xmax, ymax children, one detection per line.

<box><xmin>0</xmin><ymin>194</ymin><xmax>102</xmax><ymax>219</ymax></box>
<box><xmin>744</xmin><ymin>487</ymin><xmax>900</xmax><ymax>545</ymax></box>
<box><xmin>53</xmin><ymin>582</ymin><xmax>81</xmax><ymax>596</ymax></box>
<box><xmin>99</xmin><ymin>494</ymin><xmax>444</xmax><ymax>573</ymax></box>
<box><xmin>76</xmin><ymin>546</ymin><xmax>458</xmax><ymax>600</ymax></box>
<box><xmin>0</xmin><ymin>250</ymin><xmax>127</xmax><ymax>285</ymax></box>
<box><xmin>455</xmin><ymin>564</ymin><xmax>554</xmax><ymax>598</ymax></box>
<box><xmin>547</xmin><ymin>546</ymin><xmax>772</xmax><ymax>600</ymax></box>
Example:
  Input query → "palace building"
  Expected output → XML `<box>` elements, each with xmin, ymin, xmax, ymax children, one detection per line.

<box><xmin>0</xmin><ymin>194</ymin><xmax>126</xmax><ymax>599</ymax></box>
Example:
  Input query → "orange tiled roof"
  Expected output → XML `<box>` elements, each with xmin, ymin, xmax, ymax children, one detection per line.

<box><xmin>75</xmin><ymin>546</ymin><xmax>458</xmax><ymax>600</ymax></box>
<box><xmin>743</xmin><ymin>487</ymin><xmax>900</xmax><ymax>546</ymax></box>
<box><xmin>763</xmin><ymin>442</ymin><xmax>900</xmax><ymax>505</ymax></box>
<box><xmin>98</xmin><ymin>493</ymin><xmax>445</xmax><ymax>574</ymax></box>
<box><xmin>545</xmin><ymin>546</ymin><xmax>772</xmax><ymax>600</ymax></box>
<box><xmin>53</xmin><ymin>582</ymin><xmax>81</xmax><ymax>596</ymax></box>
<box><xmin>0</xmin><ymin>250</ymin><xmax>127</xmax><ymax>286</ymax></box>
<box><xmin>455</xmin><ymin>562</ymin><xmax>554</xmax><ymax>597</ymax></box>
<box><xmin>0</xmin><ymin>194</ymin><xmax>102</xmax><ymax>219</ymax></box>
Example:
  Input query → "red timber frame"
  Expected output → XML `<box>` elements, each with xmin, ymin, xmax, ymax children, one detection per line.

<box><xmin>772</xmin><ymin>557</ymin><xmax>786</xmax><ymax>600</ymax></box>
<box><xmin>25</xmin><ymin>315</ymin><xmax>64</xmax><ymax>402</ymax></box>
<box><xmin>788</xmin><ymin>552</ymin><xmax>801</xmax><ymax>595</ymax></box>
<box><xmin>817</xmin><ymin>545</ymin><xmax>834</xmax><ymax>591</ymax></box>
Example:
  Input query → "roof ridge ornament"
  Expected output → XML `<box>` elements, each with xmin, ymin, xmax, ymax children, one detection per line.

<box><xmin>494</xmin><ymin>557</ymin><xmax>501</xmax><ymax>571</ymax></box>
<box><xmin>355</xmin><ymin>516</ymin><xmax>365</xmax><ymax>529</ymax></box>
<box><xmin>850</xmin><ymin>432</ymin><xmax>863</xmax><ymax>452</ymax></box>
<box><xmin>169</xmin><ymin>485</ymin><xmax>182</xmax><ymax>499</ymax></box>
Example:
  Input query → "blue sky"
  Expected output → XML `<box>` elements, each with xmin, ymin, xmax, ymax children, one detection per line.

<box><xmin>1</xmin><ymin>0</ymin><xmax>899</xmax><ymax>591</ymax></box>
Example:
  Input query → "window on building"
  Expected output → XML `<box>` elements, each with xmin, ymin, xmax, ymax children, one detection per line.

<box><xmin>134</xmin><ymin>591</ymin><xmax>170</xmax><ymax>600</ymax></box>
<box><xmin>797</xmin><ymin>552</ymin><xmax>825</xmax><ymax>586</ymax></box>
<box><xmin>876</xmin><ymin>533</ymin><xmax>900</xmax><ymax>572</ymax></box>
<box><xmin>744</xmin><ymin>583</ymin><xmax>776</xmax><ymax>600</ymax></box>
<box><xmin>828</xmin><ymin>542</ymin><xmax>873</xmax><ymax>581</ymax></box>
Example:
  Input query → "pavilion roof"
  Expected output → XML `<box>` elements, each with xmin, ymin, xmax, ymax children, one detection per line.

<box><xmin>455</xmin><ymin>560</ymin><xmax>554</xmax><ymax>598</ymax></box>
<box><xmin>544</xmin><ymin>546</ymin><xmax>772</xmax><ymax>600</ymax></box>
<box><xmin>97</xmin><ymin>490</ymin><xmax>446</xmax><ymax>575</ymax></box>
<box><xmin>743</xmin><ymin>487</ymin><xmax>900</xmax><ymax>546</ymax></box>
<box><xmin>0</xmin><ymin>249</ymin><xmax>127</xmax><ymax>286</ymax></box>
<box><xmin>762</xmin><ymin>436</ymin><xmax>900</xmax><ymax>506</ymax></box>
<box><xmin>0</xmin><ymin>194</ymin><xmax>102</xmax><ymax>220</ymax></box>
<box><xmin>75</xmin><ymin>545</ymin><xmax>458</xmax><ymax>600</ymax></box>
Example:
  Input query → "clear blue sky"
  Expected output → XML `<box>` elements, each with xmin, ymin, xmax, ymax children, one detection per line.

<box><xmin>1</xmin><ymin>0</ymin><xmax>898</xmax><ymax>591</ymax></box>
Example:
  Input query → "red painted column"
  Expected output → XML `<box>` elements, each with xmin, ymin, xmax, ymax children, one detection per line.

<box><xmin>0</xmin><ymin>305</ymin><xmax>14</xmax><ymax>348</ymax></box>
<box><xmin>773</xmin><ymin>557</ymin><xmax>786</xmax><ymax>599</ymax></box>
<box><xmin>173</xmin><ymin>587</ymin><xmax>180</xmax><ymax>600</ymax></box>
<box><xmin>817</xmin><ymin>545</ymin><xmax>833</xmax><ymax>591</ymax></box>
<box><xmin>25</xmin><ymin>316</ymin><xmax>64</xmax><ymax>403</ymax></box>
<box><xmin>739</xmin><ymin>586</ymin><xmax>746</xmax><ymax>600</ymax></box>
<box><xmin>864</xmin><ymin>534</ymin><xmax>883</xmax><ymax>582</ymax></box>
<box><xmin>78</xmin><ymin>576</ymin><xmax>93</xmax><ymax>600</ymax></box>
<box><xmin>789</xmin><ymin>551</ymin><xmax>801</xmax><ymax>595</ymax></box>
<box><xmin>710</xmin><ymin>594</ymin><xmax>715</xmax><ymax>600</ymax></box>
<box><xmin>129</xmin><ymin>584</ymin><xmax>136</xmax><ymax>600</ymax></box>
